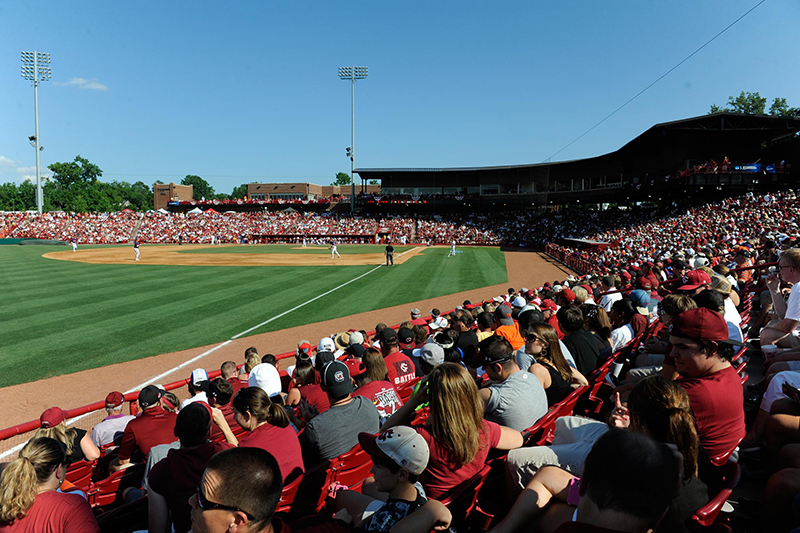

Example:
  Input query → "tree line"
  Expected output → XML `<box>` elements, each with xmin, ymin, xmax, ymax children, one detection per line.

<box><xmin>0</xmin><ymin>157</ymin><xmax>250</xmax><ymax>213</ymax></box>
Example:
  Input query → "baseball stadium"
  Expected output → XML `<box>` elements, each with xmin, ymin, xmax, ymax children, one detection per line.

<box><xmin>3</xmin><ymin>2</ymin><xmax>800</xmax><ymax>532</ymax></box>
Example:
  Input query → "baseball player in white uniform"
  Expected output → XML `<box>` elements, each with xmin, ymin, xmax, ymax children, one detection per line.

<box><xmin>71</xmin><ymin>238</ymin><xmax>77</xmax><ymax>252</ymax></box>
<box><xmin>330</xmin><ymin>239</ymin><xmax>340</xmax><ymax>259</ymax></box>
<box><xmin>134</xmin><ymin>240</ymin><xmax>140</xmax><ymax>261</ymax></box>
<box><xmin>449</xmin><ymin>240</ymin><xmax>456</xmax><ymax>257</ymax></box>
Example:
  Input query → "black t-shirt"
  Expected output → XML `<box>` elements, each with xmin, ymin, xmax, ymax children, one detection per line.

<box><xmin>385</xmin><ymin>245</ymin><xmax>394</xmax><ymax>254</ymax></box>
<box><xmin>562</xmin><ymin>329</ymin><xmax>602</xmax><ymax>376</ymax></box>
<box><xmin>455</xmin><ymin>330</ymin><xmax>479</xmax><ymax>364</ymax></box>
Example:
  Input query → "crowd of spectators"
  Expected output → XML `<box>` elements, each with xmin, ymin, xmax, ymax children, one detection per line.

<box><xmin>6</xmin><ymin>211</ymin><xmax>138</xmax><ymax>244</ymax></box>
<box><xmin>7</xmin><ymin>188</ymin><xmax>800</xmax><ymax>529</ymax></box>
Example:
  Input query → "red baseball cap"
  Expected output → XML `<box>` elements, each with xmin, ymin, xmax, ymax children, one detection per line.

<box><xmin>677</xmin><ymin>270</ymin><xmax>711</xmax><ymax>291</ymax></box>
<box><xmin>620</xmin><ymin>271</ymin><xmax>632</xmax><ymax>281</ymax></box>
<box><xmin>344</xmin><ymin>358</ymin><xmax>367</xmax><ymax>378</ymax></box>
<box><xmin>560</xmin><ymin>289</ymin><xmax>576</xmax><ymax>302</ymax></box>
<box><xmin>105</xmin><ymin>391</ymin><xmax>125</xmax><ymax>408</ymax></box>
<box><xmin>669</xmin><ymin>308</ymin><xmax>744</xmax><ymax>346</ymax></box>
<box><xmin>636</xmin><ymin>277</ymin><xmax>653</xmax><ymax>290</ymax></box>
<box><xmin>540</xmin><ymin>299</ymin><xmax>558</xmax><ymax>312</ymax></box>
<box><xmin>40</xmin><ymin>407</ymin><xmax>66</xmax><ymax>428</ymax></box>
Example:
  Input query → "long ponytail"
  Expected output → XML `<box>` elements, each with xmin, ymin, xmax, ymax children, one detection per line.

<box><xmin>0</xmin><ymin>437</ymin><xmax>65</xmax><ymax>523</ymax></box>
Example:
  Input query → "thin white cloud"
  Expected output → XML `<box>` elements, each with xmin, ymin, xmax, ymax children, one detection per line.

<box><xmin>56</xmin><ymin>77</ymin><xmax>109</xmax><ymax>91</ymax></box>
<box><xmin>0</xmin><ymin>156</ymin><xmax>19</xmax><ymax>168</ymax></box>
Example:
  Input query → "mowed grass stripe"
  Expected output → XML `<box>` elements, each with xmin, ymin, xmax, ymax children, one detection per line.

<box><xmin>0</xmin><ymin>245</ymin><xmax>506</xmax><ymax>387</ymax></box>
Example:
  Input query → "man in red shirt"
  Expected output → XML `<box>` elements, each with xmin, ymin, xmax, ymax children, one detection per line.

<box><xmin>379</xmin><ymin>328</ymin><xmax>416</xmax><ymax>387</ymax></box>
<box><xmin>115</xmin><ymin>385</ymin><xmax>178</xmax><ymax>470</ymax></box>
<box><xmin>539</xmin><ymin>299</ymin><xmax>564</xmax><ymax>339</ymax></box>
<box><xmin>207</xmin><ymin>378</ymin><xmax>237</xmax><ymax>442</ymax></box>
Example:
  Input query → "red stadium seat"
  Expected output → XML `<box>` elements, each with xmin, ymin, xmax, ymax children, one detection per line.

<box><xmin>86</xmin><ymin>463</ymin><xmax>145</xmax><ymax>510</ymax></box>
<box><xmin>435</xmin><ymin>463</ymin><xmax>493</xmax><ymax>532</ymax></box>
<box><xmin>396</xmin><ymin>377</ymin><xmax>422</xmax><ymax>403</ymax></box>
<box><xmin>691</xmin><ymin>462</ymin><xmax>741</xmax><ymax>527</ymax></box>
<box><xmin>521</xmin><ymin>385</ymin><xmax>589</xmax><ymax>446</ymax></box>
<box><xmin>65</xmin><ymin>459</ymin><xmax>95</xmax><ymax>491</ymax></box>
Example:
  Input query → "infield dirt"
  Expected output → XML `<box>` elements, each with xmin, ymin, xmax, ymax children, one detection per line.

<box><xmin>0</xmin><ymin>250</ymin><xmax>575</xmax><ymax>429</ymax></box>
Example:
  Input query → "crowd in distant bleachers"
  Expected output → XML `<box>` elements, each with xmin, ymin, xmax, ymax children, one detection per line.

<box><xmin>7</xmin><ymin>211</ymin><xmax>138</xmax><ymax>243</ymax></box>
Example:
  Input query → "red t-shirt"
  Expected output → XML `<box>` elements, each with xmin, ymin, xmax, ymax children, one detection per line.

<box><xmin>0</xmin><ymin>490</ymin><xmax>100</xmax><ymax>532</ymax></box>
<box><xmin>238</xmin><ymin>422</ymin><xmax>305</xmax><ymax>483</ymax></box>
<box><xmin>384</xmin><ymin>352</ymin><xmax>416</xmax><ymax>387</ymax></box>
<box><xmin>149</xmin><ymin>441</ymin><xmax>233</xmax><ymax>533</ymax></box>
<box><xmin>415</xmin><ymin>420</ymin><xmax>502</xmax><ymax>499</ymax></box>
<box><xmin>208</xmin><ymin>402</ymin><xmax>237</xmax><ymax>442</ymax></box>
<box><xmin>677</xmin><ymin>365</ymin><xmax>745</xmax><ymax>461</ymax></box>
<box><xmin>117</xmin><ymin>406</ymin><xmax>178</xmax><ymax>461</ymax></box>
<box><xmin>630</xmin><ymin>314</ymin><xmax>648</xmax><ymax>338</ymax></box>
<box><xmin>299</xmin><ymin>384</ymin><xmax>331</xmax><ymax>414</ymax></box>
<box><xmin>546</xmin><ymin>315</ymin><xmax>565</xmax><ymax>340</ymax></box>
<box><xmin>354</xmin><ymin>380</ymin><xmax>403</xmax><ymax>419</ymax></box>
<box><xmin>228</xmin><ymin>377</ymin><xmax>248</xmax><ymax>398</ymax></box>
<box><xmin>494</xmin><ymin>324</ymin><xmax>525</xmax><ymax>350</ymax></box>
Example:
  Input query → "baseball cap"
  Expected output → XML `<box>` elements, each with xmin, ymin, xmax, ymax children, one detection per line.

<box><xmin>248</xmin><ymin>363</ymin><xmax>282</xmax><ymax>398</ymax></box>
<box><xmin>105</xmin><ymin>391</ymin><xmax>125</xmax><ymax>409</ymax></box>
<box><xmin>344</xmin><ymin>343</ymin><xmax>366</xmax><ymax>358</ymax></box>
<box><xmin>710</xmin><ymin>275</ymin><xmax>733</xmax><ymax>295</ymax></box>
<box><xmin>378</xmin><ymin>327</ymin><xmax>398</xmax><ymax>344</ymax></box>
<box><xmin>418</xmin><ymin>342</ymin><xmax>445</xmax><ymax>365</ymax></box>
<box><xmin>349</xmin><ymin>331</ymin><xmax>364</xmax><ymax>346</ymax></box>
<box><xmin>494</xmin><ymin>304</ymin><xmax>514</xmax><ymax>326</ymax></box>
<box><xmin>344</xmin><ymin>358</ymin><xmax>367</xmax><ymax>378</ymax></box>
<box><xmin>317</xmin><ymin>337</ymin><xmax>336</xmax><ymax>353</ymax></box>
<box><xmin>511</xmin><ymin>296</ymin><xmax>527</xmax><ymax>308</ymax></box>
<box><xmin>359</xmin><ymin>426</ymin><xmax>430</xmax><ymax>475</ymax></box>
<box><xmin>677</xmin><ymin>270</ymin><xmax>712</xmax><ymax>291</ymax></box>
<box><xmin>139</xmin><ymin>385</ymin><xmax>163</xmax><ymax>409</ymax></box>
<box><xmin>539</xmin><ymin>299</ymin><xmax>558</xmax><ymax>312</ymax></box>
<box><xmin>629</xmin><ymin>290</ymin><xmax>651</xmax><ymax>315</ymax></box>
<box><xmin>397</xmin><ymin>327</ymin><xmax>415</xmax><ymax>349</ymax></box>
<box><xmin>410</xmin><ymin>308</ymin><xmax>421</xmax><ymax>318</ymax></box>
<box><xmin>321</xmin><ymin>360</ymin><xmax>354</xmax><ymax>398</ymax></box>
<box><xmin>560</xmin><ymin>288</ymin><xmax>576</xmax><ymax>302</ymax></box>
<box><xmin>668</xmin><ymin>308</ymin><xmax>744</xmax><ymax>346</ymax></box>
<box><xmin>190</xmin><ymin>368</ymin><xmax>209</xmax><ymax>386</ymax></box>
<box><xmin>296</xmin><ymin>341</ymin><xmax>312</xmax><ymax>357</ymax></box>
<box><xmin>429</xmin><ymin>317</ymin><xmax>448</xmax><ymax>330</ymax></box>
<box><xmin>40</xmin><ymin>407</ymin><xmax>66</xmax><ymax>428</ymax></box>
<box><xmin>636</xmin><ymin>277</ymin><xmax>653</xmax><ymax>290</ymax></box>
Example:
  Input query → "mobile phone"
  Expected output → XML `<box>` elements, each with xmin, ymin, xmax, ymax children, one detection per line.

<box><xmin>782</xmin><ymin>381</ymin><xmax>800</xmax><ymax>402</ymax></box>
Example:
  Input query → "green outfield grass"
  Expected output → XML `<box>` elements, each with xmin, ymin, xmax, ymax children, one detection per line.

<box><xmin>179</xmin><ymin>244</ymin><xmax>416</xmax><ymax>255</ymax></box>
<box><xmin>0</xmin><ymin>244</ymin><xmax>506</xmax><ymax>387</ymax></box>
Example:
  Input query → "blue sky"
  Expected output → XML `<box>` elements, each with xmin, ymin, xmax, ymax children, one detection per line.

<box><xmin>1</xmin><ymin>1</ymin><xmax>797</xmax><ymax>195</ymax></box>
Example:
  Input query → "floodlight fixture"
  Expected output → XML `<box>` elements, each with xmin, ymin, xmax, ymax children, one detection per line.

<box><xmin>20</xmin><ymin>50</ymin><xmax>51</xmax><ymax>214</ymax></box>
<box><xmin>338</xmin><ymin>65</ymin><xmax>369</xmax><ymax>212</ymax></box>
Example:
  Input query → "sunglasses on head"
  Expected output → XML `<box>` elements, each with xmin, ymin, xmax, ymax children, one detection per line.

<box><xmin>196</xmin><ymin>484</ymin><xmax>257</xmax><ymax>521</ymax></box>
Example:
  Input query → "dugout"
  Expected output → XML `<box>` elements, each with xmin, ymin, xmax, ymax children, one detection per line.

<box><xmin>355</xmin><ymin>112</ymin><xmax>800</xmax><ymax>212</ymax></box>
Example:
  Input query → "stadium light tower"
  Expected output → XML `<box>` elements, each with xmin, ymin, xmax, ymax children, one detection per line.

<box><xmin>21</xmin><ymin>51</ymin><xmax>51</xmax><ymax>214</ymax></box>
<box><xmin>338</xmin><ymin>65</ymin><xmax>368</xmax><ymax>213</ymax></box>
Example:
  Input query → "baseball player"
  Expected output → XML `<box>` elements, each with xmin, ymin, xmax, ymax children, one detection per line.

<box><xmin>302</xmin><ymin>235</ymin><xmax>307</xmax><ymax>248</ymax></box>
<box><xmin>134</xmin><ymin>240</ymin><xmax>140</xmax><ymax>261</ymax></box>
<box><xmin>71</xmin><ymin>238</ymin><xmax>77</xmax><ymax>252</ymax></box>
<box><xmin>385</xmin><ymin>242</ymin><xmax>394</xmax><ymax>266</ymax></box>
<box><xmin>449</xmin><ymin>240</ymin><xmax>456</xmax><ymax>257</ymax></box>
<box><xmin>330</xmin><ymin>239</ymin><xmax>340</xmax><ymax>259</ymax></box>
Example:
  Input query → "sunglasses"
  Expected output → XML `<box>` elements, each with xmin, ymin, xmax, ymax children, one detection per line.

<box><xmin>525</xmin><ymin>333</ymin><xmax>545</xmax><ymax>343</ymax></box>
<box><xmin>196</xmin><ymin>484</ymin><xmax>257</xmax><ymax>521</ymax></box>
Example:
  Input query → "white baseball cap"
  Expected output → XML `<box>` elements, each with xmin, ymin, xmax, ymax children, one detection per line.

<box><xmin>248</xmin><ymin>363</ymin><xmax>282</xmax><ymax>398</ymax></box>
<box><xmin>317</xmin><ymin>337</ymin><xmax>336</xmax><ymax>353</ymax></box>
<box><xmin>359</xmin><ymin>426</ymin><xmax>430</xmax><ymax>475</ymax></box>
<box><xmin>190</xmin><ymin>368</ymin><xmax>209</xmax><ymax>386</ymax></box>
<box><xmin>429</xmin><ymin>316</ymin><xmax>448</xmax><ymax>330</ymax></box>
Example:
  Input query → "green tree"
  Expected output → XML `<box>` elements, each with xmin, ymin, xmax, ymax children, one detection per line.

<box><xmin>369</xmin><ymin>180</ymin><xmax>379</xmax><ymax>185</ymax></box>
<box><xmin>332</xmin><ymin>172</ymin><xmax>351</xmax><ymax>187</ymax></box>
<box><xmin>47</xmin><ymin>156</ymin><xmax>103</xmax><ymax>212</ymax></box>
<box><xmin>181</xmin><ymin>174</ymin><xmax>215</xmax><ymax>200</ymax></box>
<box><xmin>769</xmin><ymin>97</ymin><xmax>800</xmax><ymax>118</ymax></box>
<box><xmin>231</xmin><ymin>183</ymin><xmax>249</xmax><ymax>199</ymax></box>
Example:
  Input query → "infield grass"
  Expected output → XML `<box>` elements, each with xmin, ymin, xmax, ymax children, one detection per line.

<box><xmin>0</xmin><ymin>244</ymin><xmax>506</xmax><ymax>387</ymax></box>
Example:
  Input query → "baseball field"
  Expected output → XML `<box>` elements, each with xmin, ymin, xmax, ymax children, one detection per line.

<box><xmin>0</xmin><ymin>243</ymin><xmax>508</xmax><ymax>389</ymax></box>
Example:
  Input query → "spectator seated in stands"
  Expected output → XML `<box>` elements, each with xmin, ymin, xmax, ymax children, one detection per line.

<box><xmin>182</xmin><ymin>368</ymin><xmax>212</xmax><ymax>409</ymax></box>
<box><xmin>229</xmin><ymin>387</ymin><xmax>304</xmax><ymax>483</ymax></box>
<box><xmin>0</xmin><ymin>437</ymin><xmax>100</xmax><ymax>532</ymax></box>
<box><xmin>493</xmin><ymin>304</ymin><xmax>525</xmax><ymax>351</ymax></box>
<box><xmin>148</xmin><ymin>403</ymin><xmax>233</xmax><ymax>533</ymax></box>
<box><xmin>692</xmin><ymin>289</ymin><xmax>743</xmax><ymax>343</ymax></box>
<box><xmin>525</xmin><ymin>323</ymin><xmax>589</xmax><ymax>406</ymax></box>
<box><xmin>378</xmin><ymin>328</ymin><xmax>416</xmax><ymax>388</ymax></box>
<box><xmin>34</xmin><ymin>406</ymin><xmax>100</xmax><ymax>463</ymax></box>
<box><xmin>580</xmin><ymin>304</ymin><xmax>612</xmax><ymax>359</ymax></box>
<box><xmin>207</xmin><ymin>377</ymin><xmax>237</xmax><ymax>442</ymax></box>
<box><xmin>351</xmin><ymin>350</ymin><xmax>403</xmax><ymax>424</ymax></box>
<box><xmin>608</xmin><ymin>298</ymin><xmax>636</xmax><ymax>352</ymax></box>
<box><xmin>113</xmin><ymin>385</ymin><xmax>178</xmax><ymax>471</ymax></box>
<box><xmin>559</xmin><ymin>306</ymin><xmax>602</xmax><ymax>377</ymax></box>
<box><xmin>631</xmin><ymin>295</ymin><xmax>696</xmax><ymax>376</ymax></box>
<box><xmin>90</xmin><ymin>390</ymin><xmax>135</xmax><ymax>448</ymax></box>
<box><xmin>333</xmin><ymin>426</ymin><xmax>430</xmax><ymax>530</ymax></box>
<box><xmin>299</xmin><ymin>360</ymin><xmax>381</xmax><ymax>468</ymax></box>
<box><xmin>381</xmin><ymin>362</ymin><xmax>523</xmax><ymax>499</ymax></box>
<box><xmin>473</xmin><ymin>336</ymin><xmax>548</xmax><ymax>432</ymax></box>
<box><xmin>760</xmin><ymin>248</ymin><xmax>800</xmax><ymax>349</ymax></box>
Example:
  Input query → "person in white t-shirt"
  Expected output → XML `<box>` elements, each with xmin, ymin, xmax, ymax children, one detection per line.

<box><xmin>761</xmin><ymin>248</ymin><xmax>800</xmax><ymax>349</ymax></box>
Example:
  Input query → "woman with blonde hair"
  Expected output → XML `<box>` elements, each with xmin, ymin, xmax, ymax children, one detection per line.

<box><xmin>33</xmin><ymin>407</ymin><xmax>99</xmax><ymax>463</ymax></box>
<box><xmin>382</xmin><ymin>362</ymin><xmax>523</xmax><ymax>499</ymax></box>
<box><xmin>0</xmin><ymin>437</ymin><xmax>99</xmax><ymax>531</ymax></box>
<box><xmin>230</xmin><ymin>387</ymin><xmax>304</xmax><ymax>483</ymax></box>
<box><xmin>526</xmin><ymin>323</ymin><xmax>589</xmax><ymax>406</ymax></box>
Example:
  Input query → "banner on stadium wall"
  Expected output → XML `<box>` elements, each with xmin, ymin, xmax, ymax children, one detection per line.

<box><xmin>766</xmin><ymin>164</ymin><xmax>776</xmax><ymax>173</ymax></box>
<box><xmin>733</xmin><ymin>163</ymin><xmax>761</xmax><ymax>172</ymax></box>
